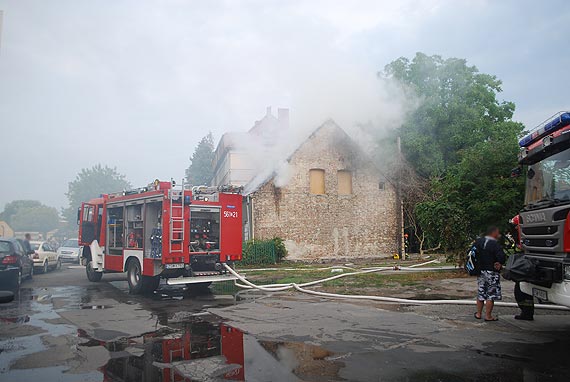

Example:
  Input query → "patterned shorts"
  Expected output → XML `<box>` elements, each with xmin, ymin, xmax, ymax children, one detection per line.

<box><xmin>477</xmin><ymin>270</ymin><xmax>502</xmax><ymax>301</ymax></box>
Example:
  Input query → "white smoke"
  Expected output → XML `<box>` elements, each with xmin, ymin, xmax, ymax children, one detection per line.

<box><xmin>233</xmin><ymin>62</ymin><xmax>419</xmax><ymax>194</ymax></box>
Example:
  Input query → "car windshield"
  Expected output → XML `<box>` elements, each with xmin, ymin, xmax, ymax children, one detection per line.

<box><xmin>0</xmin><ymin>242</ymin><xmax>12</xmax><ymax>253</ymax></box>
<box><xmin>31</xmin><ymin>243</ymin><xmax>40</xmax><ymax>250</ymax></box>
<box><xmin>526</xmin><ymin>149</ymin><xmax>570</xmax><ymax>206</ymax></box>
<box><xmin>62</xmin><ymin>239</ymin><xmax>79</xmax><ymax>248</ymax></box>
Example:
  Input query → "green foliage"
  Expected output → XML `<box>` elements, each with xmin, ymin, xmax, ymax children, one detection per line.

<box><xmin>385</xmin><ymin>53</ymin><xmax>519</xmax><ymax>178</ymax></box>
<box><xmin>63</xmin><ymin>164</ymin><xmax>130</xmax><ymax>226</ymax></box>
<box><xmin>0</xmin><ymin>200</ymin><xmax>59</xmax><ymax>233</ymax></box>
<box><xmin>186</xmin><ymin>132</ymin><xmax>215</xmax><ymax>185</ymax></box>
<box><xmin>385</xmin><ymin>53</ymin><xmax>525</xmax><ymax>256</ymax></box>
<box><xmin>272</xmin><ymin>237</ymin><xmax>287</xmax><ymax>262</ymax></box>
<box><xmin>241</xmin><ymin>237</ymin><xmax>287</xmax><ymax>265</ymax></box>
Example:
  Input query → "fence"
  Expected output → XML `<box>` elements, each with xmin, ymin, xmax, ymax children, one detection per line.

<box><xmin>240</xmin><ymin>240</ymin><xmax>277</xmax><ymax>265</ymax></box>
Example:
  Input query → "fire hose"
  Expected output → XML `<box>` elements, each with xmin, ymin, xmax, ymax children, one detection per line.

<box><xmin>223</xmin><ymin>263</ymin><xmax>570</xmax><ymax>311</ymax></box>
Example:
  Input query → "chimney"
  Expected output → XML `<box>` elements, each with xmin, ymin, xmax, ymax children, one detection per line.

<box><xmin>278</xmin><ymin>108</ymin><xmax>290</xmax><ymax>129</ymax></box>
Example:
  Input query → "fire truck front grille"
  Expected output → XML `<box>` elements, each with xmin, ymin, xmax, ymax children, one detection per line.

<box><xmin>522</xmin><ymin>226</ymin><xmax>558</xmax><ymax>235</ymax></box>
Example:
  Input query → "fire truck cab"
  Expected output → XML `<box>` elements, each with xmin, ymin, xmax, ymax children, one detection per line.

<box><xmin>517</xmin><ymin>111</ymin><xmax>570</xmax><ymax>307</ymax></box>
<box><xmin>78</xmin><ymin>180</ymin><xmax>243</xmax><ymax>294</ymax></box>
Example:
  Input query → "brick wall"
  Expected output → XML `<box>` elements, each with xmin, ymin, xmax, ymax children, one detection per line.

<box><xmin>250</xmin><ymin>122</ymin><xmax>398</xmax><ymax>261</ymax></box>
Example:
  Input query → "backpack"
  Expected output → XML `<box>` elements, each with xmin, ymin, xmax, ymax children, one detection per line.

<box><xmin>502</xmin><ymin>252</ymin><xmax>536</xmax><ymax>281</ymax></box>
<box><xmin>465</xmin><ymin>242</ymin><xmax>481</xmax><ymax>276</ymax></box>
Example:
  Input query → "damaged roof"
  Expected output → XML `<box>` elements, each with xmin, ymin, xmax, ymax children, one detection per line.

<box><xmin>243</xmin><ymin>119</ymin><xmax>382</xmax><ymax>195</ymax></box>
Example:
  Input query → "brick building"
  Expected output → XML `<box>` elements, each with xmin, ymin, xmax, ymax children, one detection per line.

<box><xmin>211</xmin><ymin>108</ymin><xmax>399</xmax><ymax>260</ymax></box>
<box><xmin>246</xmin><ymin>122</ymin><xmax>398</xmax><ymax>260</ymax></box>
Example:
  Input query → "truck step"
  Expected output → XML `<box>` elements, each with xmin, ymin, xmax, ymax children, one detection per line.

<box><xmin>166</xmin><ymin>274</ymin><xmax>240</xmax><ymax>285</ymax></box>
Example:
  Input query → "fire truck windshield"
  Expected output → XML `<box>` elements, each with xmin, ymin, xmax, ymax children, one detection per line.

<box><xmin>525</xmin><ymin>149</ymin><xmax>570</xmax><ymax>207</ymax></box>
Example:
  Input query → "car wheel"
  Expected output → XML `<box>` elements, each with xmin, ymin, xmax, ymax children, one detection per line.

<box><xmin>86</xmin><ymin>261</ymin><xmax>103</xmax><ymax>282</ymax></box>
<box><xmin>0</xmin><ymin>291</ymin><xmax>14</xmax><ymax>304</ymax></box>
<box><xmin>42</xmin><ymin>261</ymin><xmax>48</xmax><ymax>274</ymax></box>
<box><xmin>56</xmin><ymin>258</ymin><xmax>62</xmax><ymax>270</ymax></box>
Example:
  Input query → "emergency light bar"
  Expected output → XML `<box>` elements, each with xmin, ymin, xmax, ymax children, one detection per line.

<box><xmin>186</xmin><ymin>184</ymin><xmax>244</xmax><ymax>194</ymax></box>
<box><xmin>518</xmin><ymin>120</ymin><xmax>570</xmax><ymax>165</ymax></box>
<box><xmin>519</xmin><ymin>111</ymin><xmax>570</xmax><ymax>148</ymax></box>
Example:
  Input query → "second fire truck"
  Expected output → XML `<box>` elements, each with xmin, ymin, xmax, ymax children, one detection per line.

<box><xmin>78</xmin><ymin>180</ymin><xmax>243</xmax><ymax>294</ymax></box>
<box><xmin>516</xmin><ymin>111</ymin><xmax>570</xmax><ymax>307</ymax></box>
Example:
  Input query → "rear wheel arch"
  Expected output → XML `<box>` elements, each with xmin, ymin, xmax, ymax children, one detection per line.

<box><xmin>83</xmin><ymin>246</ymin><xmax>92</xmax><ymax>262</ymax></box>
<box><xmin>124</xmin><ymin>256</ymin><xmax>139</xmax><ymax>272</ymax></box>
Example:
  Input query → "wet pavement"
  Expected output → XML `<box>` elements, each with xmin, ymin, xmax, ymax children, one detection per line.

<box><xmin>1</xmin><ymin>267</ymin><xmax>570</xmax><ymax>381</ymax></box>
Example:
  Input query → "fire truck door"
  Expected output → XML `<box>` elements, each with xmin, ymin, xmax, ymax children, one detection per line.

<box><xmin>79</xmin><ymin>203</ymin><xmax>98</xmax><ymax>244</ymax></box>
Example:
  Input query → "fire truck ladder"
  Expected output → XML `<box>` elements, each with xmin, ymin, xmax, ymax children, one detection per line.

<box><xmin>169</xmin><ymin>179</ymin><xmax>185</xmax><ymax>254</ymax></box>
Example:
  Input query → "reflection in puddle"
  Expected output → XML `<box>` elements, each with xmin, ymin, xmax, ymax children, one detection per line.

<box><xmin>79</xmin><ymin>317</ymin><xmax>343</xmax><ymax>382</ymax></box>
<box><xmin>260</xmin><ymin>341</ymin><xmax>342</xmax><ymax>381</ymax></box>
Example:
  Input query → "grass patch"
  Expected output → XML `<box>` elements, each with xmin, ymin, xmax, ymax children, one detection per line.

<box><xmin>242</xmin><ymin>269</ymin><xmax>465</xmax><ymax>292</ymax></box>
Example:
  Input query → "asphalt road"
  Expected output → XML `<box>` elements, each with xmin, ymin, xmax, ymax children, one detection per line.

<box><xmin>1</xmin><ymin>265</ymin><xmax>570</xmax><ymax>381</ymax></box>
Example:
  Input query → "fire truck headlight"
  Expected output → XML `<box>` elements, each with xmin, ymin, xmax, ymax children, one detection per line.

<box><xmin>204</xmin><ymin>197</ymin><xmax>209</xmax><ymax>202</ymax></box>
<box><xmin>564</xmin><ymin>265</ymin><xmax>570</xmax><ymax>280</ymax></box>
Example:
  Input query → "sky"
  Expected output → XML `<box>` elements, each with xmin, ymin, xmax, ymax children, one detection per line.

<box><xmin>0</xmin><ymin>0</ymin><xmax>569</xmax><ymax>211</ymax></box>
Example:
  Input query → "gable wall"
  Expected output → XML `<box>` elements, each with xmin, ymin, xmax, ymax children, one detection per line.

<box><xmin>250</xmin><ymin>124</ymin><xmax>398</xmax><ymax>260</ymax></box>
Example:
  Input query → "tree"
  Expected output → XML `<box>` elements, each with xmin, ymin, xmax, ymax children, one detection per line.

<box><xmin>186</xmin><ymin>132</ymin><xmax>215</xmax><ymax>185</ymax></box>
<box><xmin>63</xmin><ymin>165</ymin><xmax>131</xmax><ymax>226</ymax></box>
<box><xmin>0</xmin><ymin>200</ymin><xmax>42</xmax><ymax>224</ymax></box>
<box><xmin>398</xmin><ymin>160</ymin><xmax>440</xmax><ymax>256</ymax></box>
<box><xmin>0</xmin><ymin>200</ymin><xmax>59</xmax><ymax>235</ymax></box>
<box><xmin>384</xmin><ymin>53</ymin><xmax>525</xmax><ymax>255</ymax></box>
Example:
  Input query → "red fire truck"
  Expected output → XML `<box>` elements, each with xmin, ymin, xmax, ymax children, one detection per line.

<box><xmin>78</xmin><ymin>180</ymin><xmax>243</xmax><ymax>294</ymax></box>
<box><xmin>516</xmin><ymin>111</ymin><xmax>570</xmax><ymax>307</ymax></box>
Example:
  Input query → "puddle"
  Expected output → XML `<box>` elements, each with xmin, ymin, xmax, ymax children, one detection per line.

<box><xmin>7</xmin><ymin>281</ymin><xmax>570</xmax><ymax>381</ymax></box>
<box><xmin>0</xmin><ymin>315</ymin><xmax>30</xmax><ymax>324</ymax></box>
<box><xmin>1</xmin><ymin>284</ymin><xmax>344</xmax><ymax>382</ymax></box>
<box><xmin>94</xmin><ymin>317</ymin><xmax>344</xmax><ymax>382</ymax></box>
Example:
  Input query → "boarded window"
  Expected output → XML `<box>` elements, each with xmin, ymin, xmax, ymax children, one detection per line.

<box><xmin>337</xmin><ymin>170</ymin><xmax>352</xmax><ymax>195</ymax></box>
<box><xmin>309</xmin><ymin>169</ymin><xmax>325</xmax><ymax>194</ymax></box>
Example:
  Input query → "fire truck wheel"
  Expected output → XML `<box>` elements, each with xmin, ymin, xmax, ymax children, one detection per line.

<box><xmin>127</xmin><ymin>259</ymin><xmax>143</xmax><ymax>294</ymax></box>
<box><xmin>86</xmin><ymin>261</ymin><xmax>103</xmax><ymax>282</ymax></box>
<box><xmin>127</xmin><ymin>259</ymin><xmax>159</xmax><ymax>295</ymax></box>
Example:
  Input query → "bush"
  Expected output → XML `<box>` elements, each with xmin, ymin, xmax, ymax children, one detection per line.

<box><xmin>241</xmin><ymin>237</ymin><xmax>287</xmax><ymax>265</ymax></box>
<box><xmin>271</xmin><ymin>237</ymin><xmax>287</xmax><ymax>262</ymax></box>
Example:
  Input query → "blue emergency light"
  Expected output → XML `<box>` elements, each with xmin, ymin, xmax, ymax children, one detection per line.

<box><xmin>519</xmin><ymin>111</ymin><xmax>570</xmax><ymax>147</ymax></box>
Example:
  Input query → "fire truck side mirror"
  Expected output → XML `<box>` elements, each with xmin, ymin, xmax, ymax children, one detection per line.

<box><xmin>77</xmin><ymin>207</ymin><xmax>81</xmax><ymax>225</ymax></box>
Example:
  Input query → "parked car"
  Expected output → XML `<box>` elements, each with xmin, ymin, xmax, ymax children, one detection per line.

<box><xmin>57</xmin><ymin>238</ymin><xmax>82</xmax><ymax>264</ymax></box>
<box><xmin>0</xmin><ymin>237</ymin><xmax>34</xmax><ymax>288</ymax></box>
<box><xmin>30</xmin><ymin>241</ymin><xmax>61</xmax><ymax>273</ymax></box>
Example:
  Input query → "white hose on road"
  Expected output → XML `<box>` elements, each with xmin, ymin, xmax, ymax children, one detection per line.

<box><xmin>224</xmin><ymin>263</ymin><xmax>570</xmax><ymax>311</ymax></box>
<box><xmin>232</xmin><ymin>260</ymin><xmax>446</xmax><ymax>291</ymax></box>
